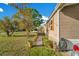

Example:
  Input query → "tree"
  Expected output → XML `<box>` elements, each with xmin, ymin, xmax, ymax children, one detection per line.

<box><xmin>10</xmin><ymin>3</ymin><xmax>44</xmax><ymax>36</ymax></box>
<box><xmin>10</xmin><ymin>3</ymin><xmax>43</xmax><ymax>28</ymax></box>
<box><xmin>0</xmin><ymin>20</ymin><xmax>5</xmax><ymax>32</ymax></box>
<box><xmin>24</xmin><ymin>8</ymin><xmax>44</xmax><ymax>27</ymax></box>
<box><xmin>3</xmin><ymin>17</ymin><xmax>14</xmax><ymax>36</ymax></box>
<box><xmin>13</xmin><ymin>8</ymin><xmax>43</xmax><ymax>31</ymax></box>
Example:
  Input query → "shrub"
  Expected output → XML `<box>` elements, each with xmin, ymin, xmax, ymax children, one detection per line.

<box><xmin>29</xmin><ymin>47</ymin><xmax>55</xmax><ymax>56</ymax></box>
<box><xmin>42</xmin><ymin>36</ymin><xmax>53</xmax><ymax>48</ymax></box>
<box><xmin>28</xmin><ymin>35</ymin><xmax>62</xmax><ymax>56</ymax></box>
<box><xmin>42</xmin><ymin>35</ymin><xmax>63</xmax><ymax>56</ymax></box>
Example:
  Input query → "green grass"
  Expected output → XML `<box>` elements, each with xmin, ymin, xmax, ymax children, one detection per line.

<box><xmin>0</xmin><ymin>32</ymin><xmax>62</xmax><ymax>56</ymax></box>
<box><xmin>0</xmin><ymin>31</ymin><xmax>37</xmax><ymax>56</ymax></box>
<box><xmin>0</xmin><ymin>37</ymin><xmax>28</xmax><ymax>55</ymax></box>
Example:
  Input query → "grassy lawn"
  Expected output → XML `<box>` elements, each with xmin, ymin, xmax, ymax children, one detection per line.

<box><xmin>0</xmin><ymin>32</ymin><xmax>63</xmax><ymax>56</ymax></box>
<box><xmin>0</xmin><ymin>31</ymin><xmax>37</xmax><ymax>56</ymax></box>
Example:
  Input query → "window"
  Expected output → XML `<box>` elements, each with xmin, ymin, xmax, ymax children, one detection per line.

<box><xmin>51</xmin><ymin>18</ymin><xmax>54</xmax><ymax>31</ymax></box>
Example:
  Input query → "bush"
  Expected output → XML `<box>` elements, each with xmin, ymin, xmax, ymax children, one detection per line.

<box><xmin>28</xmin><ymin>34</ymin><xmax>38</xmax><ymax>48</ymax></box>
<box><xmin>28</xmin><ymin>35</ymin><xmax>62</xmax><ymax>56</ymax></box>
<box><xmin>43</xmin><ymin>36</ymin><xmax>53</xmax><ymax>48</ymax></box>
<box><xmin>42</xmin><ymin>35</ymin><xmax>63</xmax><ymax>56</ymax></box>
<box><xmin>29</xmin><ymin>47</ymin><xmax>56</xmax><ymax>56</ymax></box>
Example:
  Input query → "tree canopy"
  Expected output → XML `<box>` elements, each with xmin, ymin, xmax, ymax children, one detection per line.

<box><xmin>0</xmin><ymin>4</ymin><xmax>44</xmax><ymax>36</ymax></box>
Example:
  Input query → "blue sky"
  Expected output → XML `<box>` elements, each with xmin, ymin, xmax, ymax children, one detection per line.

<box><xmin>0</xmin><ymin>3</ymin><xmax>57</xmax><ymax>20</ymax></box>
<box><xmin>0</xmin><ymin>3</ymin><xmax>18</xmax><ymax>19</ymax></box>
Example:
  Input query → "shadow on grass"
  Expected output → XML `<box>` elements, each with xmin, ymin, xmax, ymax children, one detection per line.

<box><xmin>13</xmin><ymin>35</ymin><xmax>36</xmax><ymax>37</ymax></box>
<box><xmin>12</xmin><ymin>35</ymin><xmax>27</xmax><ymax>37</ymax></box>
<box><xmin>0</xmin><ymin>35</ymin><xmax>37</xmax><ymax>37</ymax></box>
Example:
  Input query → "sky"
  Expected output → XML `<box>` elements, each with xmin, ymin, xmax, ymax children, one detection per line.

<box><xmin>0</xmin><ymin>3</ymin><xmax>57</xmax><ymax>20</ymax></box>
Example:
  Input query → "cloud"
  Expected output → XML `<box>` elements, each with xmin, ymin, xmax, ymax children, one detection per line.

<box><xmin>40</xmin><ymin>16</ymin><xmax>48</xmax><ymax>26</ymax></box>
<box><xmin>4</xmin><ymin>3</ymin><xmax>8</xmax><ymax>5</ymax></box>
<box><xmin>0</xmin><ymin>8</ymin><xmax>4</xmax><ymax>12</ymax></box>
<box><xmin>42</xmin><ymin>16</ymin><xmax>48</xmax><ymax>21</ymax></box>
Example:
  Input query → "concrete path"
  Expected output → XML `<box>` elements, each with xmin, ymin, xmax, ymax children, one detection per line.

<box><xmin>36</xmin><ymin>35</ymin><xmax>42</xmax><ymax>46</ymax></box>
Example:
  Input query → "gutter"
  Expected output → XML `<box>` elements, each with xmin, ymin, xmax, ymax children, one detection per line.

<box><xmin>46</xmin><ymin>3</ymin><xmax>77</xmax><ymax>24</ymax></box>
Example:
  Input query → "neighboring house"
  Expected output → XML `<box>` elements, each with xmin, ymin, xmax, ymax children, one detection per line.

<box><xmin>45</xmin><ymin>3</ymin><xmax>79</xmax><ymax>50</ymax></box>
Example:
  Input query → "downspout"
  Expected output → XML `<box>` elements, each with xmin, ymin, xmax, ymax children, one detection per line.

<box><xmin>58</xmin><ymin>3</ymin><xmax>66</xmax><ymax>45</ymax></box>
<box><xmin>58</xmin><ymin>9</ymin><xmax>60</xmax><ymax>46</ymax></box>
<box><xmin>56</xmin><ymin>3</ymin><xmax>64</xmax><ymax>46</ymax></box>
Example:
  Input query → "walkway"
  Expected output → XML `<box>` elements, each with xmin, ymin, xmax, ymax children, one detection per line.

<box><xmin>36</xmin><ymin>35</ymin><xmax>42</xmax><ymax>46</ymax></box>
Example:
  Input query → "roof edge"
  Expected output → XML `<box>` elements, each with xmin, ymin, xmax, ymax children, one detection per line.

<box><xmin>46</xmin><ymin>3</ymin><xmax>64</xmax><ymax>24</ymax></box>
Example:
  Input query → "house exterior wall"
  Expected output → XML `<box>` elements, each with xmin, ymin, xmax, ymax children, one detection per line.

<box><xmin>47</xmin><ymin>10</ymin><xmax>60</xmax><ymax>45</ymax></box>
<box><xmin>60</xmin><ymin>4</ymin><xmax>79</xmax><ymax>39</ymax></box>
